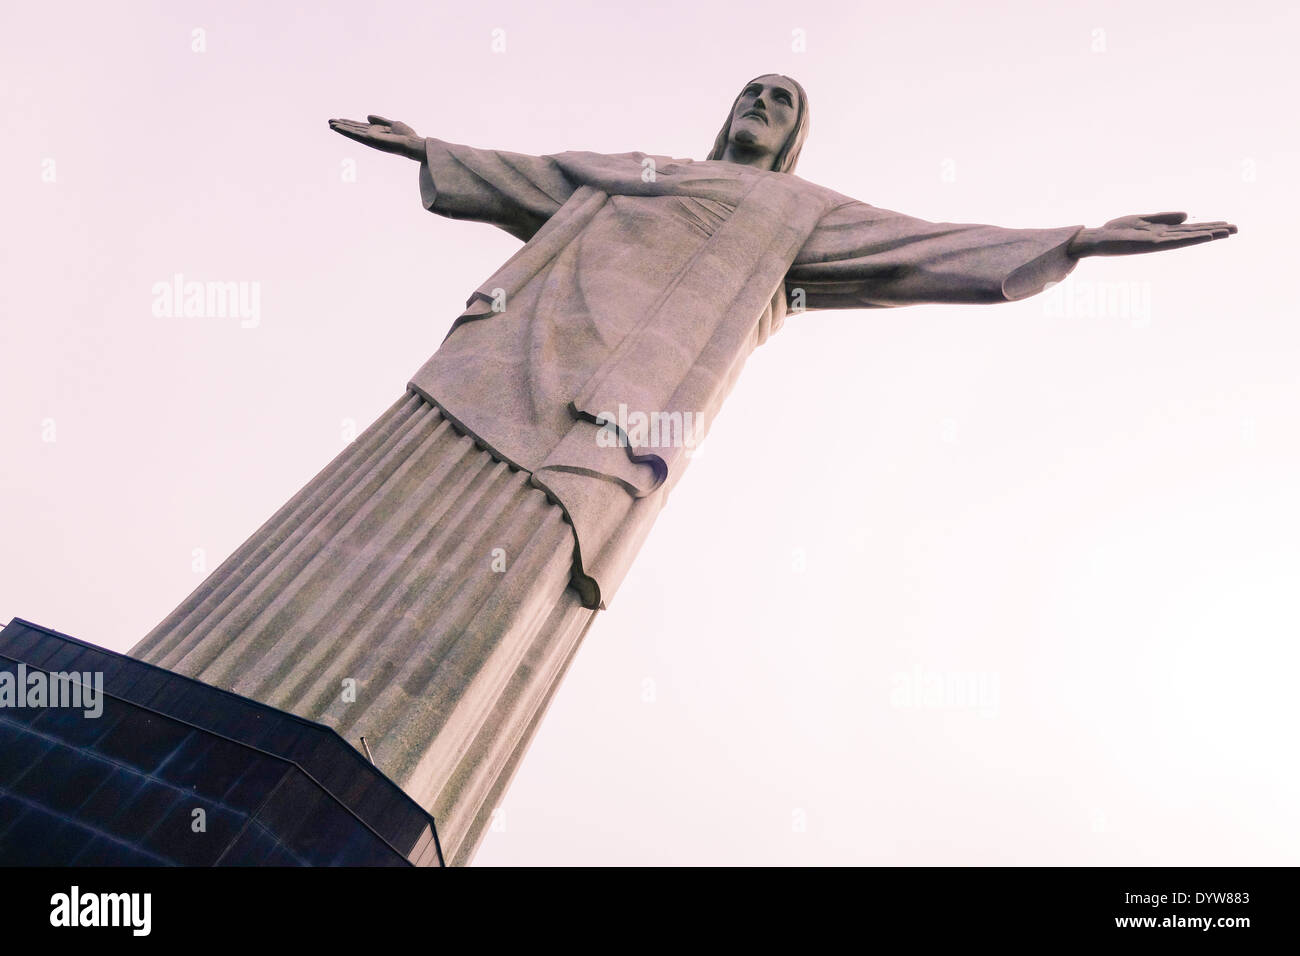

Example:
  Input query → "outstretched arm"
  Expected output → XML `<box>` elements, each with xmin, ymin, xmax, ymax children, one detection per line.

<box><xmin>787</xmin><ymin>200</ymin><xmax>1085</xmax><ymax>309</ymax></box>
<box><xmin>1067</xmin><ymin>211</ymin><xmax>1237</xmax><ymax>257</ymax></box>
<box><xmin>787</xmin><ymin>200</ymin><xmax>1236</xmax><ymax>311</ymax></box>
<box><xmin>328</xmin><ymin>115</ymin><xmax>576</xmax><ymax>241</ymax></box>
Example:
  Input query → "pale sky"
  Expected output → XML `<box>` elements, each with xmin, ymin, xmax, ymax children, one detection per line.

<box><xmin>2</xmin><ymin>0</ymin><xmax>1296</xmax><ymax>864</ymax></box>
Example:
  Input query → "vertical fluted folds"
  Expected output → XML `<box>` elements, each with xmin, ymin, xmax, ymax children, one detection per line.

<box><xmin>131</xmin><ymin>391</ymin><xmax>597</xmax><ymax>865</ymax></box>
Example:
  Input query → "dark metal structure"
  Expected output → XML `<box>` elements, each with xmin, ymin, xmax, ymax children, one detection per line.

<box><xmin>0</xmin><ymin>618</ymin><xmax>443</xmax><ymax>866</ymax></box>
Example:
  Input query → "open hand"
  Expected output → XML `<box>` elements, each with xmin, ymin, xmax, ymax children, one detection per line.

<box><xmin>328</xmin><ymin>115</ymin><xmax>424</xmax><ymax>161</ymax></box>
<box><xmin>1069</xmin><ymin>212</ymin><xmax>1238</xmax><ymax>257</ymax></box>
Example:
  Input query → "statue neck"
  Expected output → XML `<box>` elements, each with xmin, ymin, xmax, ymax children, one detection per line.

<box><xmin>720</xmin><ymin>142</ymin><xmax>776</xmax><ymax>171</ymax></box>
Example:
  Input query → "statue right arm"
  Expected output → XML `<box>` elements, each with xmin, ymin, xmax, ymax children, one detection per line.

<box><xmin>328</xmin><ymin>116</ymin><xmax>576</xmax><ymax>242</ymax></box>
<box><xmin>417</xmin><ymin>138</ymin><xmax>577</xmax><ymax>242</ymax></box>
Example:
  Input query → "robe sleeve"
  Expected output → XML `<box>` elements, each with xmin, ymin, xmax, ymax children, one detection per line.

<box><xmin>417</xmin><ymin>137</ymin><xmax>579</xmax><ymax>242</ymax></box>
<box><xmin>786</xmin><ymin>198</ymin><xmax>1086</xmax><ymax>309</ymax></box>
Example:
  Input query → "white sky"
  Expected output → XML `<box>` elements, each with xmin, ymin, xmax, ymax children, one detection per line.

<box><xmin>2</xmin><ymin>0</ymin><xmax>1296</xmax><ymax>864</ymax></box>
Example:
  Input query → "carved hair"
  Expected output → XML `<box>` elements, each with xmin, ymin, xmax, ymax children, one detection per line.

<box><xmin>706</xmin><ymin>74</ymin><xmax>809</xmax><ymax>174</ymax></box>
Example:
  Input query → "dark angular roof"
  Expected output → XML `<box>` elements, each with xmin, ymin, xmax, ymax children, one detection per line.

<box><xmin>0</xmin><ymin>618</ymin><xmax>443</xmax><ymax>866</ymax></box>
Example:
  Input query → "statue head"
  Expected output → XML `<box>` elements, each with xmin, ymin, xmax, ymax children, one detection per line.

<box><xmin>707</xmin><ymin>74</ymin><xmax>809</xmax><ymax>173</ymax></box>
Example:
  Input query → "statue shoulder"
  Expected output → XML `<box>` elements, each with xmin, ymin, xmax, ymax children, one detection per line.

<box><xmin>794</xmin><ymin>179</ymin><xmax>864</xmax><ymax>212</ymax></box>
<box><xmin>551</xmin><ymin>148</ymin><xmax>693</xmax><ymax>167</ymax></box>
<box><xmin>547</xmin><ymin>149</ymin><xmax>703</xmax><ymax>189</ymax></box>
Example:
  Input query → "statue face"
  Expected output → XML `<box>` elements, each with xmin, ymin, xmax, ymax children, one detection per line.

<box><xmin>727</xmin><ymin>75</ymin><xmax>800</xmax><ymax>165</ymax></box>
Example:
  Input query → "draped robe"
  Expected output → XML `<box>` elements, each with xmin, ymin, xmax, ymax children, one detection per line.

<box><xmin>408</xmin><ymin>139</ymin><xmax>1083</xmax><ymax>608</ymax></box>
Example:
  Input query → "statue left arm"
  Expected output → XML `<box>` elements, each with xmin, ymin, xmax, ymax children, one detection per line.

<box><xmin>787</xmin><ymin>200</ymin><xmax>1235</xmax><ymax>311</ymax></box>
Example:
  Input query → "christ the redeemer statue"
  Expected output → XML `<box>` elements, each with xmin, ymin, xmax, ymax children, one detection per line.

<box><xmin>131</xmin><ymin>75</ymin><xmax>1236</xmax><ymax>864</ymax></box>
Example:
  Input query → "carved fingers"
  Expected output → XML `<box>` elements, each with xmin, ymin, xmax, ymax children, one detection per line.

<box><xmin>328</xmin><ymin>116</ymin><xmax>422</xmax><ymax>158</ymax></box>
<box><xmin>1084</xmin><ymin>212</ymin><xmax>1239</xmax><ymax>255</ymax></box>
<box><xmin>327</xmin><ymin>117</ymin><xmax>388</xmax><ymax>145</ymax></box>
